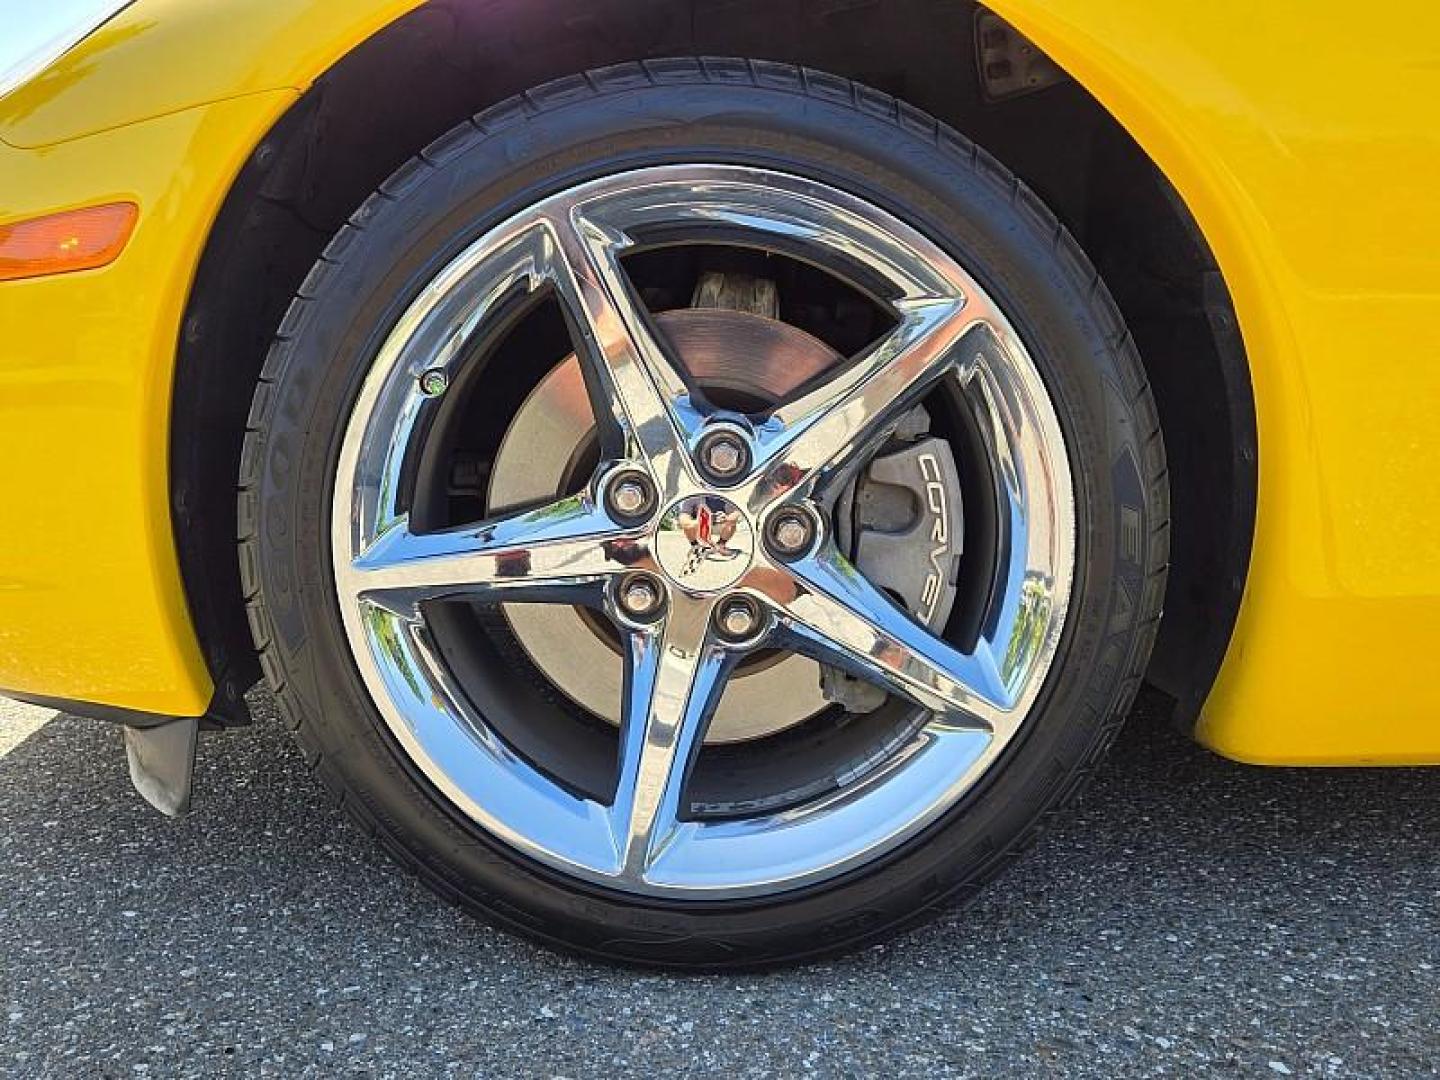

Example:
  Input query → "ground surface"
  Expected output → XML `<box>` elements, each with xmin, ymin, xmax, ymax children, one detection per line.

<box><xmin>1</xmin><ymin>691</ymin><xmax>1437</xmax><ymax>1078</ymax></box>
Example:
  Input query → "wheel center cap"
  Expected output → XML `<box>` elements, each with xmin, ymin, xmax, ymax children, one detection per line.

<box><xmin>653</xmin><ymin>495</ymin><xmax>754</xmax><ymax>591</ymax></box>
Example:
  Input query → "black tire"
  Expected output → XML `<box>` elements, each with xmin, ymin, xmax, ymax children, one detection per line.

<box><xmin>238</xmin><ymin>58</ymin><xmax>1168</xmax><ymax>969</ymax></box>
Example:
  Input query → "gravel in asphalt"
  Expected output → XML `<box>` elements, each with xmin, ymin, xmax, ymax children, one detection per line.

<box><xmin>1</xmin><ymin>690</ymin><xmax>1437</xmax><ymax>1078</ymax></box>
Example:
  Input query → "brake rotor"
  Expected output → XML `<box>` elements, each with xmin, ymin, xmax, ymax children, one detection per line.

<box><xmin>488</xmin><ymin>307</ymin><xmax>840</xmax><ymax>743</ymax></box>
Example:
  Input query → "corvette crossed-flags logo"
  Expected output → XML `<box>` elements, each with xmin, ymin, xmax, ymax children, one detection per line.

<box><xmin>677</xmin><ymin>501</ymin><xmax>743</xmax><ymax>577</ymax></box>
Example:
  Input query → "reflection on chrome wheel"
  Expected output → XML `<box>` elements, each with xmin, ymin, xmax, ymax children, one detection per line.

<box><xmin>243</xmin><ymin>61</ymin><xmax>1165</xmax><ymax>965</ymax></box>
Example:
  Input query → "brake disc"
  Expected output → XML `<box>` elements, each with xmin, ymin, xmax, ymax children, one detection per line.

<box><xmin>490</xmin><ymin>257</ymin><xmax>967</xmax><ymax>733</ymax></box>
<box><xmin>488</xmin><ymin>305</ymin><xmax>839</xmax><ymax>743</ymax></box>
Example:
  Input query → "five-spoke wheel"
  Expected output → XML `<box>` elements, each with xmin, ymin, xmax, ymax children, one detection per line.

<box><xmin>332</xmin><ymin>166</ymin><xmax>1071</xmax><ymax>896</ymax></box>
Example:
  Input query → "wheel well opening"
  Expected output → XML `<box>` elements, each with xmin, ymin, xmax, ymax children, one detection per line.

<box><xmin>173</xmin><ymin>0</ymin><xmax>1256</xmax><ymax>723</ymax></box>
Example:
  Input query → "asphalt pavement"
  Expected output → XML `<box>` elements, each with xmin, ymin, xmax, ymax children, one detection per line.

<box><xmin>1</xmin><ymin>690</ymin><xmax>1437</xmax><ymax>1078</ymax></box>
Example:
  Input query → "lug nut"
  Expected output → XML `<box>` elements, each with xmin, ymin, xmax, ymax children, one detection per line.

<box><xmin>715</xmin><ymin>596</ymin><xmax>762</xmax><ymax>642</ymax></box>
<box><xmin>605</xmin><ymin>470</ymin><xmax>656</xmax><ymax>522</ymax></box>
<box><xmin>706</xmin><ymin>439</ymin><xmax>743</xmax><ymax>476</ymax></box>
<box><xmin>618</xmin><ymin>574</ymin><xmax>664</xmax><ymax>618</ymax></box>
<box><xmin>766</xmin><ymin>508</ymin><xmax>815</xmax><ymax>558</ymax></box>
<box><xmin>611</xmin><ymin>481</ymin><xmax>648</xmax><ymax>516</ymax></box>
<box><xmin>418</xmin><ymin>368</ymin><xmax>449</xmax><ymax>397</ymax></box>
<box><xmin>697</xmin><ymin>429</ymin><xmax>750</xmax><ymax>483</ymax></box>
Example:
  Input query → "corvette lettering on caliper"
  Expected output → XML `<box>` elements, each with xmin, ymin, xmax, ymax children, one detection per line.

<box><xmin>918</xmin><ymin>451</ymin><xmax>951</xmax><ymax>625</ymax></box>
<box><xmin>825</xmin><ymin>416</ymin><xmax>967</xmax><ymax>713</ymax></box>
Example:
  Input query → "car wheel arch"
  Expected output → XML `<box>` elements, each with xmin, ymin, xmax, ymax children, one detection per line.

<box><xmin>169</xmin><ymin>0</ymin><xmax>1256</xmax><ymax>733</ymax></box>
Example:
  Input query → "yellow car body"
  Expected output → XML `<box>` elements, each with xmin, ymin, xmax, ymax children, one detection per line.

<box><xmin>1</xmin><ymin>0</ymin><xmax>1437</xmax><ymax>764</ymax></box>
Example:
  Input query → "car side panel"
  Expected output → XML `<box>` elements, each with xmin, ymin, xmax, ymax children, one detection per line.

<box><xmin>989</xmin><ymin>0</ymin><xmax>1440</xmax><ymax>763</ymax></box>
<box><xmin>0</xmin><ymin>0</ymin><xmax>425</xmax><ymax>149</ymax></box>
<box><xmin>3</xmin><ymin>0</ymin><xmax>1438</xmax><ymax>760</ymax></box>
<box><xmin>0</xmin><ymin>93</ymin><xmax>296</xmax><ymax>713</ymax></box>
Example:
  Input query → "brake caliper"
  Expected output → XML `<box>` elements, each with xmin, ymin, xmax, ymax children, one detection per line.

<box><xmin>824</xmin><ymin>409</ymin><xmax>965</xmax><ymax>713</ymax></box>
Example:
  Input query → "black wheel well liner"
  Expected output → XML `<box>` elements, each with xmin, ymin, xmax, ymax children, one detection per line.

<box><xmin>171</xmin><ymin>0</ymin><xmax>1255</xmax><ymax>725</ymax></box>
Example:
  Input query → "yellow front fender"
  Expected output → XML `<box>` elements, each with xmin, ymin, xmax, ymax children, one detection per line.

<box><xmin>0</xmin><ymin>0</ymin><xmax>424</xmax><ymax>148</ymax></box>
<box><xmin>987</xmin><ymin>1</ymin><xmax>1440</xmax><ymax>762</ymax></box>
<box><xmin>0</xmin><ymin>94</ymin><xmax>295</xmax><ymax>713</ymax></box>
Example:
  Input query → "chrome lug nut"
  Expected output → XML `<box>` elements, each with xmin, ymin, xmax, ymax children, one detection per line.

<box><xmin>706</xmin><ymin>439</ymin><xmax>743</xmax><ymax>476</ymax></box>
<box><xmin>418</xmin><ymin>368</ymin><xmax>449</xmax><ymax>397</ymax></box>
<box><xmin>766</xmin><ymin>508</ymin><xmax>816</xmax><ymax>558</ymax></box>
<box><xmin>715</xmin><ymin>596</ymin><xmax>762</xmax><ymax>642</ymax></box>
<box><xmin>697</xmin><ymin>429</ymin><xmax>751</xmax><ymax>483</ymax></box>
<box><xmin>611</xmin><ymin>481</ymin><xmax>648</xmax><ymax>516</ymax></box>
<box><xmin>618</xmin><ymin>574</ymin><xmax>664</xmax><ymax>618</ymax></box>
<box><xmin>605</xmin><ymin>470</ymin><xmax>656</xmax><ymax>522</ymax></box>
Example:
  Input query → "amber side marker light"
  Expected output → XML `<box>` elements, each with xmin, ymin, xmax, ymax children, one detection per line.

<box><xmin>0</xmin><ymin>201</ymin><xmax>139</xmax><ymax>283</ymax></box>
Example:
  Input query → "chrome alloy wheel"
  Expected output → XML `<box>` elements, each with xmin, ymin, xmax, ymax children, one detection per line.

<box><xmin>331</xmin><ymin>165</ymin><xmax>1075</xmax><ymax>899</ymax></box>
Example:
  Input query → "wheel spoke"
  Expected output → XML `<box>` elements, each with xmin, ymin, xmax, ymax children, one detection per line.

<box><xmin>542</xmin><ymin>207</ymin><xmax>700</xmax><ymax>487</ymax></box>
<box><xmin>608</xmin><ymin>596</ymin><xmax>734</xmax><ymax>881</ymax></box>
<box><xmin>765</xmin><ymin>546</ymin><xmax>1016</xmax><ymax>733</ymax></box>
<box><xmin>345</xmin><ymin>495</ymin><xmax>638</xmax><ymax>618</ymax></box>
<box><xmin>747</xmin><ymin>300</ymin><xmax>978</xmax><ymax>509</ymax></box>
